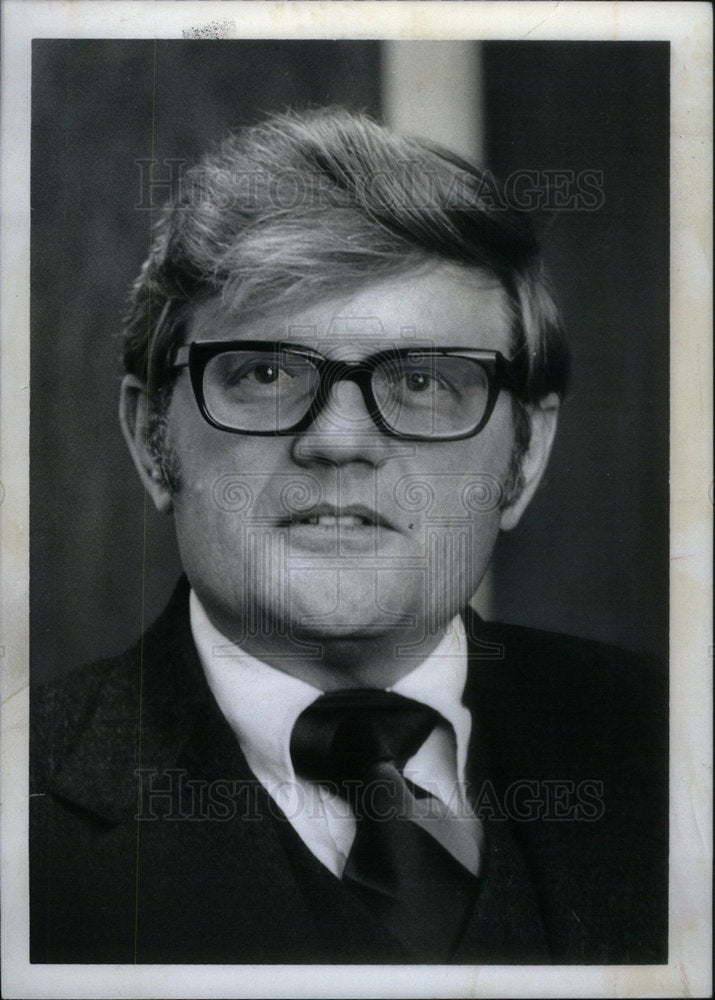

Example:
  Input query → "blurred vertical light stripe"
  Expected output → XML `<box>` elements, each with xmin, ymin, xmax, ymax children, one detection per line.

<box><xmin>380</xmin><ymin>41</ymin><xmax>483</xmax><ymax>162</ymax></box>
<box><xmin>380</xmin><ymin>40</ymin><xmax>492</xmax><ymax>619</ymax></box>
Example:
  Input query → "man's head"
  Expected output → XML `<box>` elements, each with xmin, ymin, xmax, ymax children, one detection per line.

<box><xmin>120</xmin><ymin>108</ymin><xmax>569</xmax><ymax>687</ymax></box>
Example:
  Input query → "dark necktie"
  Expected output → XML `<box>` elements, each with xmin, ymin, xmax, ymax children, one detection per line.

<box><xmin>290</xmin><ymin>689</ymin><xmax>483</xmax><ymax>960</ymax></box>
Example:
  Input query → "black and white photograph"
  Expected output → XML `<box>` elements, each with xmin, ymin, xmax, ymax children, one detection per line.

<box><xmin>1</xmin><ymin>2</ymin><xmax>711</xmax><ymax>998</ymax></box>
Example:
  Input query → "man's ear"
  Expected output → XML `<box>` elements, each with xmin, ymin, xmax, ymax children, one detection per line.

<box><xmin>119</xmin><ymin>374</ymin><xmax>173</xmax><ymax>514</ymax></box>
<box><xmin>500</xmin><ymin>393</ymin><xmax>560</xmax><ymax>531</ymax></box>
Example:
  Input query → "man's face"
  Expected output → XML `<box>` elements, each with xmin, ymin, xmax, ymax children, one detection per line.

<box><xmin>161</xmin><ymin>263</ymin><xmax>520</xmax><ymax>677</ymax></box>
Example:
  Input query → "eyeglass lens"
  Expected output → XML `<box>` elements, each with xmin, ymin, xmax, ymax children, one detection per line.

<box><xmin>202</xmin><ymin>349</ymin><xmax>491</xmax><ymax>436</ymax></box>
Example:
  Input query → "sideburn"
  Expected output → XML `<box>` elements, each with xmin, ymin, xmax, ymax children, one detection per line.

<box><xmin>147</xmin><ymin>389</ymin><xmax>183</xmax><ymax>495</ymax></box>
<box><xmin>500</xmin><ymin>398</ymin><xmax>531</xmax><ymax>510</ymax></box>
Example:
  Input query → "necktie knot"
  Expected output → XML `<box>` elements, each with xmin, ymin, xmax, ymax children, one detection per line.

<box><xmin>290</xmin><ymin>688</ymin><xmax>481</xmax><ymax>960</ymax></box>
<box><xmin>290</xmin><ymin>689</ymin><xmax>439</xmax><ymax>791</ymax></box>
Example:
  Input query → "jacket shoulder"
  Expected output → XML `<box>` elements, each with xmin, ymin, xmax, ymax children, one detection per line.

<box><xmin>30</xmin><ymin>576</ymin><xmax>195</xmax><ymax>795</ymax></box>
<box><xmin>466</xmin><ymin>613</ymin><xmax>667</xmax><ymax>718</ymax></box>
<box><xmin>30</xmin><ymin>649</ymin><xmax>141</xmax><ymax>791</ymax></box>
<box><xmin>464</xmin><ymin>613</ymin><xmax>668</xmax><ymax>814</ymax></box>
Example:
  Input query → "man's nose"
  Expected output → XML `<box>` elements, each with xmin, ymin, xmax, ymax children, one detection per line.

<box><xmin>290</xmin><ymin>380</ymin><xmax>393</xmax><ymax>467</ymax></box>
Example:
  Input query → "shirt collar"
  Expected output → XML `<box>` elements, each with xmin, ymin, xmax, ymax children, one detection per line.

<box><xmin>389</xmin><ymin>619</ymin><xmax>472</xmax><ymax>782</ymax></box>
<box><xmin>190</xmin><ymin>590</ymin><xmax>471</xmax><ymax>787</ymax></box>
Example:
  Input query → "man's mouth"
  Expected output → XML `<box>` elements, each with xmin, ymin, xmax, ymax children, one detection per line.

<box><xmin>298</xmin><ymin>514</ymin><xmax>372</xmax><ymax>528</ymax></box>
<box><xmin>284</xmin><ymin>505</ymin><xmax>393</xmax><ymax>530</ymax></box>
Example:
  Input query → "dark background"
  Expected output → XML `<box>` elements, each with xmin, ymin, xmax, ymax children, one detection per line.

<box><xmin>31</xmin><ymin>40</ymin><xmax>669</xmax><ymax>682</ymax></box>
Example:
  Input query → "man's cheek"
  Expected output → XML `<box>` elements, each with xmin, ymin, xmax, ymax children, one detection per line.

<box><xmin>392</xmin><ymin>469</ymin><xmax>507</xmax><ymax>531</ymax></box>
<box><xmin>174</xmin><ymin>489</ymin><xmax>246</xmax><ymax>581</ymax></box>
<box><xmin>396</xmin><ymin>467</ymin><xmax>506</xmax><ymax>614</ymax></box>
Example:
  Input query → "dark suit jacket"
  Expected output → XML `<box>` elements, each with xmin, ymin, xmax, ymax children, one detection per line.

<box><xmin>30</xmin><ymin>577</ymin><xmax>668</xmax><ymax>964</ymax></box>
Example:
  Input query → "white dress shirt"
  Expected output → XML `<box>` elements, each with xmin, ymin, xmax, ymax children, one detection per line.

<box><xmin>190</xmin><ymin>590</ymin><xmax>475</xmax><ymax>877</ymax></box>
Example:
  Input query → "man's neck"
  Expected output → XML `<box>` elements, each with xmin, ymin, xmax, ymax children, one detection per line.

<box><xmin>201</xmin><ymin>606</ymin><xmax>453</xmax><ymax>691</ymax></box>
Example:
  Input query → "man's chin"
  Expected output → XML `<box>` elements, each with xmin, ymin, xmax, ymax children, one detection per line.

<box><xmin>288</xmin><ymin>613</ymin><xmax>415</xmax><ymax>643</ymax></box>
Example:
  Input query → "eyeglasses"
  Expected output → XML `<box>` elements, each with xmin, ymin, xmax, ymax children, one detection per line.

<box><xmin>168</xmin><ymin>341</ymin><xmax>522</xmax><ymax>441</ymax></box>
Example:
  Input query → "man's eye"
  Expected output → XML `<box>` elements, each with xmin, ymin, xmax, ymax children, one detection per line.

<box><xmin>404</xmin><ymin>370</ymin><xmax>436</xmax><ymax>392</ymax></box>
<box><xmin>400</xmin><ymin>369</ymin><xmax>451</xmax><ymax>394</ymax></box>
<box><xmin>249</xmin><ymin>363</ymin><xmax>281</xmax><ymax>385</ymax></box>
<box><xmin>225</xmin><ymin>360</ymin><xmax>295</xmax><ymax>387</ymax></box>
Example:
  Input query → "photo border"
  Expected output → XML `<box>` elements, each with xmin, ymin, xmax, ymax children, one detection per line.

<box><xmin>1</xmin><ymin>2</ymin><xmax>711</xmax><ymax>997</ymax></box>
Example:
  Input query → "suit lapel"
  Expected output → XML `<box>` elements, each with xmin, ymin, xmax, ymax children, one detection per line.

<box><xmin>452</xmin><ymin>608</ymin><xmax>551</xmax><ymax>962</ymax></box>
<box><xmin>51</xmin><ymin>577</ymin><xmax>205</xmax><ymax>823</ymax></box>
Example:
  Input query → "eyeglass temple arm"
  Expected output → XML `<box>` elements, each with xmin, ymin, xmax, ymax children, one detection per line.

<box><xmin>145</xmin><ymin>299</ymin><xmax>178</xmax><ymax>383</ymax></box>
<box><xmin>170</xmin><ymin>344</ymin><xmax>191</xmax><ymax>369</ymax></box>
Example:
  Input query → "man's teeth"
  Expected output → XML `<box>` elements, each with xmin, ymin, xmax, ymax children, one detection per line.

<box><xmin>300</xmin><ymin>514</ymin><xmax>372</xmax><ymax>527</ymax></box>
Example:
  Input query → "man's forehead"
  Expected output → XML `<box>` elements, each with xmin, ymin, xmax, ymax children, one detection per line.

<box><xmin>185</xmin><ymin>265</ymin><xmax>513</xmax><ymax>353</ymax></box>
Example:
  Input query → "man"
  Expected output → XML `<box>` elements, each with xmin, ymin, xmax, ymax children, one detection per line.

<box><xmin>30</xmin><ymin>109</ymin><xmax>667</xmax><ymax>964</ymax></box>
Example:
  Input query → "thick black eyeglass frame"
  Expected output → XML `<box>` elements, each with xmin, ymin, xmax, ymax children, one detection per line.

<box><xmin>168</xmin><ymin>340</ymin><xmax>522</xmax><ymax>441</ymax></box>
